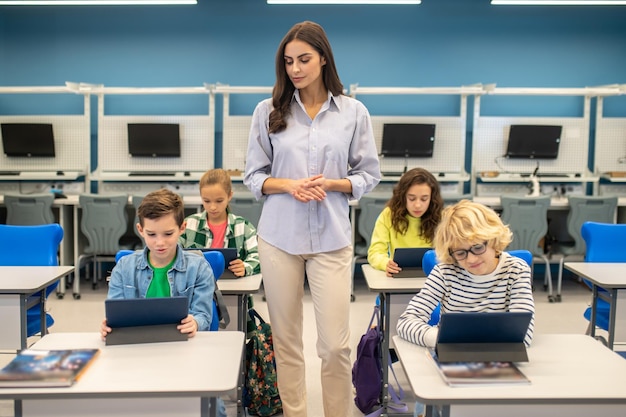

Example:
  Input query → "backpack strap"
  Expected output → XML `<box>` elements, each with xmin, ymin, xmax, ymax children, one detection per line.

<box><xmin>214</xmin><ymin>288</ymin><xmax>230</xmax><ymax>329</ymax></box>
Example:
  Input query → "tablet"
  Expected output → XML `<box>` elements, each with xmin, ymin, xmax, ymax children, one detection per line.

<box><xmin>105</xmin><ymin>296</ymin><xmax>189</xmax><ymax>345</ymax></box>
<box><xmin>435</xmin><ymin>311</ymin><xmax>532</xmax><ymax>363</ymax></box>
<box><xmin>184</xmin><ymin>247</ymin><xmax>239</xmax><ymax>279</ymax></box>
<box><xmin>391</xmin><ymin>247</ymin><xmax>431</xmax><ymax>278</ymax></box>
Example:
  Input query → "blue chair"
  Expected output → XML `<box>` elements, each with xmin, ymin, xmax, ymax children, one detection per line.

<box><xmin>421</xmin><ymin>248</ymin><xmax>533</xmax><ymax>326</ymax></box>
<box><xmin>113</xmin><ymin>249</ymin><xmax>225</xmax><ymax>331</ymax></box>
<box><xmin>0</xmin><ymin>224</ymin><xmax>64</xmax><ymax>338</ymax></box>
<box><xmin>580</xmin><ymin>221</ymin><xmax>626</xmax><ymax>340</ymax></box>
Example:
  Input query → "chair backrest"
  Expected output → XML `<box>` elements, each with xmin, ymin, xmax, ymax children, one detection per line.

<box><xmin>131</xmin><ymin>195</ymin><xmax>145</xmax><ymax>245</ymax></box>
<box><xmin>581</xmin><ymin>221</ymin><xmax>626</xmax><ymax>263</ymax></box>
<box><xmin>4</xmin><ymin>193</ymin><xmax>55</xmax><ymax>225</ymax></box>
<box><xmin>357</xmin><ymin>196</ymin><xmax>389</xmax><ymax>254</ymax></box>
<box><xmin>79</xmin><ymin>194</ymin><xmax>128</xmax><ymax>255</ymax></box>
<box><xmin>0</xmin><ymin>223</ymin><xmax>64</xmax><ymax>298</ymax></box>
<box><xmin>202</xmin><ymin>250</ymin><xmax>225</xmax><ymax>281</ymax></box>
<box><xmin>0</xmin><ymin>224</ymin><xmax>63</xmax><ymax>266</ymax></box>
<box><xmin>229</xmin><ymin>197</ymin><xmax>263</xmax><ymax>229</ymax></box>
<box><xmin>566</xmin><ymin>196</ymin><xmax>617</xmax><ymax>255</ymax></box>
<box><xmin>500</xmin><ymin>195</ymin><xmax>551</xmax><ymax>257</ymax></box>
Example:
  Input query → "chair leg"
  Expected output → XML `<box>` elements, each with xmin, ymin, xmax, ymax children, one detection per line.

<box><xmin>541</xmin><ymin>254</ymin><xmax>557</xmax><ymax>303</ymax></box>
<box><xmin>351</xmin><ymin>255</ymin><xmax>358</xmax><ymax>302</ymax></box>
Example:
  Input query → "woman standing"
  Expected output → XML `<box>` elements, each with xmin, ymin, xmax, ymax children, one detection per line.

<box><xmin>244</xmin><ymin>21</ymin><xmax>380</xmax><ymax>417</ymax></box>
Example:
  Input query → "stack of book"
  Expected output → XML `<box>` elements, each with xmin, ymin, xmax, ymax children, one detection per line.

<box><xmin>0</xmin><ymin>348</ymin><xmax>100</xmax><ymax>388</ymax></box>
<box><xmin>427</xmin><ymin>349</ymin><xmax>530</xmax><ymax>387</ymax></box>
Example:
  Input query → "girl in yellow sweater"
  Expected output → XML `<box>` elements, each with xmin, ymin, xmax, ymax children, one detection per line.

<box><xmin>367</xmin><ymin>168</ymin><xmax>443</xmax><ymax>276</ymax></box>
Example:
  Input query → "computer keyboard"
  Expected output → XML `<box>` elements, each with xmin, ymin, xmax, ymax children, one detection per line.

<box><xmin>537</xmin><ymin>173</ymin><xmax>571</xmax><ymax>178</ymax></box>
<box><xmin>519</xmin><ymin>173</ymin><xmax>571</xmax><ymax>178</ymax></box>
<box><xmin>128</xmin><ymin>171</ymin><xmax>176</xmax><ymax>177</ymax></box>
<box><xmin>381</xmin><ymin>171</ymin><xmax>404</xmax><ymax>177</ymax></box>
<box><xmin>0</xmin><ymin>171</ymin><xmax>20</xmax><ymax>176</ymax></box>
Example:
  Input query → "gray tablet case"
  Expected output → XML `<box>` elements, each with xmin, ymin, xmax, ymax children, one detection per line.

<box><xmin>184</xmin><ymin>247</ymin><xmax>239</xmax><ymax>279</ymax></box>
<box><xmin>105</xmin><ymin>296</ymin><xmax>189</xmax><ymax>346</ymax></box>
<box><xmin>391</xmin><ymin>247</ymin><xmax>431</xmax><ymax>278</ymax></box>
<box><xmin>435</xmin><ymin>311</ymin><xmax>532</xmax><ymax>363</ymax></box>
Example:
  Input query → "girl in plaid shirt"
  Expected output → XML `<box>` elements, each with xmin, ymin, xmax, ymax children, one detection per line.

<box><xmin>179</xmin><ymin>168</ymin><xmax>261</xmax><ymax>277</ymax></box>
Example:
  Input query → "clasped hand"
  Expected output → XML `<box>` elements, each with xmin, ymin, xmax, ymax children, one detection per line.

<box><xmin>290</xmin><ymin>174</ymin><xmax>328</xmax><ymax>202</ymax></box>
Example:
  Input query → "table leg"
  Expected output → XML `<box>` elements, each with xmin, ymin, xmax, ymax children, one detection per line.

<box><xmin>608</xmin><ymin>288</ymin><xmax>617</xmax><ymax>349</ymax></box>
<box><xmin>590</xmin><ymin>285</ymin><xmax>598</xmax><ymax>339</ymax></box>
<box><xmin>14</xmin><ymin>399</ymin><xmax>22</xmax><ymax>417</ymax></box>
<box><xmin>237</xmin><ymin>294</ymin><xmax>249</xmax><ymax>417</ymax></box>
<box><xmin>40</xmin><ymin>290</ymin><xmax>47</xmax><ymax>337</ymax></box>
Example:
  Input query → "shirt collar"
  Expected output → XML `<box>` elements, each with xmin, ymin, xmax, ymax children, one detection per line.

<box><xmin>292</xmin><ymin>89</ymin><xmax>341</xmax><ymax>112</ymax></box>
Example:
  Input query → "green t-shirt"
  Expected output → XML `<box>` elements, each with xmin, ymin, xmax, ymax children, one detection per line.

<box><xmin>146</xmin><ymin>253</ymin><xmax>175</xmax><ymax>298</ymax></box>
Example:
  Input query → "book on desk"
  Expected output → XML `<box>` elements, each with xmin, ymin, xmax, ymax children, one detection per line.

<box><xmin>426</xmin><ymin>349</ymin><xmax>530</xmax><ymax>387</ymax></box>
<box><xmin>0</xmin><ymin>348</ymin><xmax>100</xmax><ymax>388</ymax></box>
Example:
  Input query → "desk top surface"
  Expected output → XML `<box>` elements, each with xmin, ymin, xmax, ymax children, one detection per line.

<box><xmin>564</xmin><ymin>262</ymin><xmax>626</xmax><ymax>288</ymax></box>
<box><xmin>0</xmin><ymin>266</ymin><xmax>74</xmax><ymax>293</ymax></box>
<box><xmin>393</xmin><ymin>333</ymin><xmax>626</xmax><ymax>405</ymax></box>
<box><xmin>217</xmin><ymin>273</ymin><xmax>263</xmax><ymax>294</ymax></box>
<box><xmin>0</xmin><ymin>331</ymin><xmax>245</xmax><ymax>399</ymax></box>
<box><xmin>362</xmin><ymin>263</ymin><xmax>426</xmax><ymax>293</ymax></box>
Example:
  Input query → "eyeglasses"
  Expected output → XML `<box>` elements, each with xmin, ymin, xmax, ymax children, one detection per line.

<box><xmin>449</xmin><ymin>241</ymin><xmax>488</xmax><ymax>261</ymax></box>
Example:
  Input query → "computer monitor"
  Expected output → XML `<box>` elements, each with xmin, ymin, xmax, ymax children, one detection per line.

<box><xmin>1</xmin><ymin>123</ymin><xmax>56</xmax><ymax>157</ymax></box>
<box><xmin>505</xmin><ymin>125</ymin><xmax>562</xmax><ymax>159</ymax></box>
<box><xmin>381</xmin><ymin>123</ymin><xmax>436</xmax><ymax>158</ymax></box>
<box><xmin>127</xmin><ymin>123</ymin><xmax>181</xmax><ymax>157</ymax></box>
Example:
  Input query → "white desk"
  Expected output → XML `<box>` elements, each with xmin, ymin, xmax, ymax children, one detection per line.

<box><xmin>0</xmin><ymin>266</ymin><xmax>74</xmax><ymax>350</ymax></box>
<box><xmin>216</xmin><ymin>273</ymin><xmax>263</xmax><ymax>416</ymax></box>
<box><xmin>393</xmin><ymin>334</ymin><xmax>626</xmax><ymax>417</ymax></box>
<box><xmin>1</xmin><ymin>332</ymin><xmax>244</xmax><ymax>417</ymax></box>
<box><xmin>563</xmin><ymin>262</ymin><xmax>626</xmax><ymax>351</ymax></box>
<box><xmin>362</xmin><ymin>264</ymin><xmax>426</xmax><ymax>417</ymax></box>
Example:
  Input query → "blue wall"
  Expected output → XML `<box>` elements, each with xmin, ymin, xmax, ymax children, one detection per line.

<box><xmin>1</xmin><ymin>0</ymin><xmax>625</xmax><ymax>158</ymax></box>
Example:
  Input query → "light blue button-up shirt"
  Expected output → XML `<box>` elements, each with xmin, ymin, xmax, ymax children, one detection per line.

<box><xmin>244</xmin><ymin>91</ymin><xmax>381</xmax><ymax>255</ymax></box>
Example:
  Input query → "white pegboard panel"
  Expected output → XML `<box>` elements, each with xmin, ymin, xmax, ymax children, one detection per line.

<box><xmin>372</xmin><ymin>116</ymin><xmax>466</xmax><ymax>174</ymax></box>
<box><xmin>222</xmin><ymin>115</ymin><xmax>253</xmax><ymax>171</ymax></box>
<box><xmin>0</xmin><ymin>114</ymin><xmax>90</xmax><ymax>173</ymax></box>
<box><xmin>594</xmin><ymin>117</ymin><xmax>626</xmax><ymax>174</ymax></box>
<box><xmin>98</xmin><ymin>115</ymin><xmax>214</xmax><ymax>173</ymax></box>
<box><xmin>476</xmin><ymin>183</ymin><xmax>529</xmax><ymax>196</ymax></box>
<box><xmin>472</xmin><ymin>116</ymin><xmax>590</xmax><ymax>174</ymax></box>
<box><xmin>99</xmin><ymin>182</ymin><xmax>167</xmax><ymax>196</ymax></box>
<box><xmin>599</xmin><ymin>183</ymin><xmax>626</xmax><ymax>196</ymax></box>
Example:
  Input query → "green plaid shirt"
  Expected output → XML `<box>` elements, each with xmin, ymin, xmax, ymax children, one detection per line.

<box><xmin>179</xmin><ymin>210</ymin><xmax>261</xmax><ymax>276</ymax></box>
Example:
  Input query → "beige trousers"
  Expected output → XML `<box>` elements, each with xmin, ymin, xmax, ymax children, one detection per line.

<box><xmin>258</xmin><ymin>238</ymin><xmax>353</xmax><ymax>417</ymax></box>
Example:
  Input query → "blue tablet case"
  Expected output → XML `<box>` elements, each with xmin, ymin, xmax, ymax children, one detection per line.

<box><xmin>391</xmin><ymin>247</ymin><xmax>431</xmax><ymax>278</ymax></box>
<box><xmin>105</xmin><ymin>296</ymin><xmax>189</xmax><ymax>346</ymax></box>
<box><xmin>435</xmin><ymin>311</ymin><xmax>532</xmax><ymax>363</ymax></box>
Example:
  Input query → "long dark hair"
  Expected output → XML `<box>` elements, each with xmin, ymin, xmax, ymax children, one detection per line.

<box><xmin>269</xmin><ymin>21</ymin><xmax>343</xmax><ymax>134</ymax></box>
<box><xmin>388</xmin><ymin>168</ymin><xmax>443</xmax><ymax>243</ymax></box>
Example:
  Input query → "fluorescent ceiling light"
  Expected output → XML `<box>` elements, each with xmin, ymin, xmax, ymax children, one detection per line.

<box><xmin>268</xmin><ymin>0</ymin><xmax>420</xmax><ymax>4</ymax></box>
<box><xmin>0</xmin><ymin>0</ymin><xmax>196</xmax><ymax>5</ymax></box>
<box><xmin>492</xmin><ymin>1</ymin><xmax>626</xmax><ymax>4</ymax></box>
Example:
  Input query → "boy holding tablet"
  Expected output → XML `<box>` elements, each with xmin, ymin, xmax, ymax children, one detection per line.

<box><xmin>100</xmin><ymin>188</ymin><xmax>216</xmax><ymax>340</ymax></box>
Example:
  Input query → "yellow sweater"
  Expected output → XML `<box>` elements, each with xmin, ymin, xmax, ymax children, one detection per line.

<box><xmin>367</xmin><ymin>207</ymin><xmax>431</xmax><ymax>271</ymax></box>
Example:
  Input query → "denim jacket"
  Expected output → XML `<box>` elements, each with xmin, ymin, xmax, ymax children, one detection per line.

<box><xmin>107</xmin><ymin>245</ymin><xmax>215</xmax><ymax>331</ymax></box>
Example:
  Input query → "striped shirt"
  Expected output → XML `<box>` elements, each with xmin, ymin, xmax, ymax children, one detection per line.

<box><xmin>179</xmin><ymin>210</ymin><xmax>261</xmax><ymax>276</ymax></box>
<box><xmin>396</xmin><ymin>252</ymin><xmax>535</xmax><ymax>348</ymax></box>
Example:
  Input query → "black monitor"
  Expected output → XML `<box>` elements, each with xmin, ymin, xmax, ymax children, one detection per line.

<box><xmin>1</xmin><ymin>123</ymin><xmax>55</xmax><ymax>157</ymax></box>
<box><xmin>127</xmin><ymin>123</ymin><xmax>181</xmax><ymax>158</ymax></box>
<box><xmin>505</xmin><ymin>125</ymin><xmax>562</xmax><ymax>159</ymax></box>
<box><xmin>381</xmin><ymin>123</ymin><xmax>435</xmax><ymax>158</ymax></box>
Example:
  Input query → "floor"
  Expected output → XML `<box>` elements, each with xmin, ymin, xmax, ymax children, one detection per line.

<box><xmin>1</xmin><ymin>268</ymin><xmax>604</xmax><ymax>417</ymax></box>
